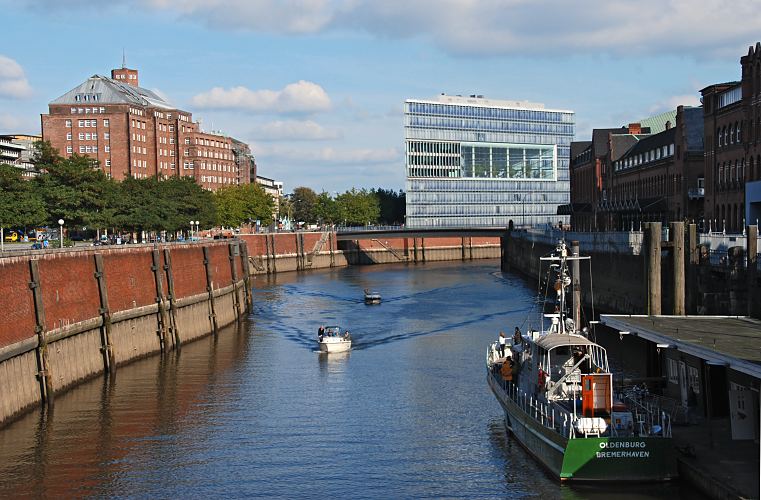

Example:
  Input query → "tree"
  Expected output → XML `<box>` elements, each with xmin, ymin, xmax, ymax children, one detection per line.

<box><xmin>336</xmin><ymin>188</ymin><xmax>379</xmax><ymax>226</ymax></box>
<box><xmin>372</xmin><ymin>188</ymin><xmax>405</xmax><ymax>225</ymax></box>
<box><xmin>33</xmin><ymin>152</ymin><xmax>111</xmax><ymax>228</ymax></box>
<box><xmin>215</xmin><ymin>183</ymin><xmax>274</xmax><ymax>227</ymax></box>
<box><xmin>291</xmin><ymin>186</ymin><xmax>318</xmax><ymax>223</ymax></box>
<box><xmin>0</xmin><ymin>163</ymin><xmax>47</xmax><ymax>228</ymax></box>
<box><xmin>314</xmin><ymin>191</ymin><xmax>339</xmax><ymax>225</ymax></box>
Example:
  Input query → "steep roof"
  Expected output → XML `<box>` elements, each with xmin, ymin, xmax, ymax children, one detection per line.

<box><xmin>49</xmin><ymin>75</ymin><xmax>175</xmax><ymax>110</ymax></box>
<box><xmin>637</xmin><ymin>109</ymin><xmax>677</xmax><ymax>134</ymax></box>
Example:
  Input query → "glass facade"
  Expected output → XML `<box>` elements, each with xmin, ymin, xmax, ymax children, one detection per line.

<box><xmin>404</xmin><ymin>96</ymin><xmax>574</xmax><ymax>228</ymax></box>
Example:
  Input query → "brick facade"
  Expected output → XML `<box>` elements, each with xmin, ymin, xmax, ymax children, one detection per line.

<box><xmin>41</xmin><ymin>67</ymin><xmax>249</xmax><ymax>190</ymax></box>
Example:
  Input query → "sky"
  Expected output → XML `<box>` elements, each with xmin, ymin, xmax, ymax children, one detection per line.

<box><xmin>1</xmin><ymin>0</ymin><xmax>760</xmax><ymax>193</ymax></box>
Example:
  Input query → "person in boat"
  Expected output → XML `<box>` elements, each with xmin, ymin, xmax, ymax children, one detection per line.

<box><xmin>344</xmin><ymin>330</ymin><xmax>351</xmax><ymax>340</ymax></box>
<box><xmin>498</xmin><ymin>331</ymin><xmax>506</xmax><ymax>357</ymax></box>
<box><xmin>318</xmin><ymin>326</ymin><xmax>325</xmax><ymax>341</ymax></box>
<box><xmin>513</xmin><ymin>327</ymin><xmax>522</xmax><ymax>345</ymax></box>
<box><xmin>536</xmin><ymin>363</ymin><xmax>547</xmax><ymax>396</ymax></box>
<box><xmin>500</xmin><ymin>355</ymin><xmax>515</xmax><ymax>382</ymax></box>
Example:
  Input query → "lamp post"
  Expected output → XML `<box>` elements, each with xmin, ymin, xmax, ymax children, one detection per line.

<box><xmin>58</xmin><ymin>219</ymin><xmax>65</xmax><ymax>249</ymax></box>
<box><xmin>189</xmin><ymin>220</ymin><xmax>195</xmax><ymax>241</ymax></box>
<box><xmin>194</xmin><ymin>221</ymin><xmax>200</xmax><ymax>240</ymax></box>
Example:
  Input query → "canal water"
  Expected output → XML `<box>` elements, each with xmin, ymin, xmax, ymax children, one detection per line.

<box><xmin>0</xmin><ymin>260</ymin><xmax>702</xmax><ymax>498</ymax></box>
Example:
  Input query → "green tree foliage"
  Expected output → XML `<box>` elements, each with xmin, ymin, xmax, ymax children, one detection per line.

<box><xmin>336</xmin><ymin>188</ymin><xmax>380</xmax><ymax>226</ymax></box>
<box><xmin>372</xmin><ymin>188</ymin><xmax>405</xmax><ymax>225</ymax></box>
<box><xmin>291</xmin><ymin>186</ymin><xmax>318</xmax><ymax>223</ymax></box>
<box><xmin>214</xmin><ymin>183</ymin><xmax>274</xmax><ymax>227</ymax></box>
<box><xmin>314</xmin><ymin>191</ymin><xmax>339</xmax><ymax>224</ymax></box>
<box><xmin>0</xmin><ymin>163</ymin><xmax>47</xmax><ymax>228</ymax></box>
<box><xmin>33</xmin><ymin>152</ymin><xmax>112</xmax><ymax>228</ymax></box>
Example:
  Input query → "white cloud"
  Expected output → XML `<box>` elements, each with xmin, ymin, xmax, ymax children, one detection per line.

<box><xmin>0</xmin><ymin>55</ymin><xmax>32</xmax><ymax>99</ymax></box>
<box><xmin>191</xmin><ymin>80</ymin><xmax>331</xmax><ymax>113</ymax></box>
<box><xmin>26</xmin><ymin>0</ymin><xmax>759</xmax><ymax>58</ymax></box>
<box><xmin>251</xmin><ymin>120</ymin><xmax>342</xmax><ymax>141</ymax></box>
<box><xmin>252</xmin><ymin>143</ymin><xmax>400</xmax><ymax>164</ymax></box>
<box><xmin>648</xmin><ymin>94</ymin><xmax>702</xmax><ymax>114</ymax></box>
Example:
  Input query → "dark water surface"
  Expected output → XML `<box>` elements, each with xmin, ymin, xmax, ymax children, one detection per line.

<box><xmin>0</xmin><ymin>260</ymin><xmax>700</xmax><ymax>498</ymax></box>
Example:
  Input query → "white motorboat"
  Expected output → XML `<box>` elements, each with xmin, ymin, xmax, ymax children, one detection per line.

<box><xmin>364</xmin><ymin>289</ymin><xmax>381</xmax><ymax>304</ymax></box>
<box><xmin>317</xmin><ymin>325</ymin><xmax>352</xmax><ymax>353</ymax></box>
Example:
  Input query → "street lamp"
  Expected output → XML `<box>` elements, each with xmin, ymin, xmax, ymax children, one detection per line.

<box><xmin>194</xmin><ymin>221</ymin><xmax>200</xmax><ymax>240</ymax></box>
<box><xmin>58</xmin><ymin>219</ymin><xmax>65</xmax><ymax>249</ymax></box>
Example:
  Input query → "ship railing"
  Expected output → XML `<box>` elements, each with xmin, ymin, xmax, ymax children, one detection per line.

<box><xmin>618</xmin><ymin>387</ymin><xmax>673</xmax><ymax>438</ymax></box>
<box><xmin>494</xmin><ymin>374</ymin><xmax>573</xmax><ymax>439</ymax></box>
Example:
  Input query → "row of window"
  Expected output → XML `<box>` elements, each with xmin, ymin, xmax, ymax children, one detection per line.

<box><xmin>66</xmin><ymin>132</ymin><xmax>110</xmax><ymax>141</ymax></box>
<box><xmin>405</xmin><ymin>102</ymin><xmax>574</xmax><ymax>124</ymax></box>
<box><xmin>159</xmin><ymin>161</ymin><xmax>176</xmax><ymax>170</ymax></box>
<box><xmin>405</xmin><ymin>214</ymin><xmax>564</xmax><ymax>228</ymax></box>
<box><xmin>66</xmin><ymin>145</ymin><xmax>110</xmax><ymax>154</ymax></box>
<box><xmin>132</xmin><ymin>133</ymin><xmax>146</xmax><ymax>142</ymax></box>
<box><xmin>195</xmin><ymin>137</ymin><xmax>230</xmax><ymax>148</ymax></box>
<box><xmin>158</xmin><ymin>124</ymin><xmax>175</xmax><ymax>133</ymax></box>
<box><xmin>201</xmin><ymin>175</ymin><xmax>238</xmax><ymax>185</ymax></box>
<box><xmin>131</xmin><ymin>119</ymin><xmax>147</xmax><ymax>130</ymax></box>
<box><xmin>406</xmin><ymin>203</ymin><xmax>563</xmax><ymax>216</ymax></box>
<box><xmin>159</xmin><ymin>149</ymin><xmax>175</xmax><ymax>157</ymax></box>
<box><xmin>129</xmin><ymin>107</ymin><xmax>144</xmax><ymax>117</ymax></box>
<box><xmin>406</xmin><ymin>128</ymin><xmax>574</xmax><ymax>147</ymax></box>
<box><xmin>132</xmin><ymin>159</ymin><xmax>148</xmax><ymax>168</ymax></box>
<box><xmin>406</xmin><ymin>191</ymin><xmax>569</xmax><ymax>204</ymax></box>
<box><xmin>717</xmin><ymin>122</ymin><xmax>742</xmax><ymax>147</ymax></box>
<box><xmin>65</xmin><ymin>119</ymin><xmax>109</xmax><ymax>128</ymax></box>
<box><xmin>73</xmin><ymin>93</ymin><xmax>101</xmax><ymax>103</ymax></box>
<box><xmin>70</xmin><ymin>107</ymin><xmax>106</xmax><ymax>114</ymax></box>
<box><xmin>132</xmin><ymin>146</ymin><xmax>147</xmax><ymax>155</ymax></box>
<box><xmin>406</xmin><ymin>178</ymin><xmax>570</xmax><ymax>193</ymax></box>
<box><xmin>406</xmin><ymin>116</ymin><xmax>575</xmax><ymax>135</ymax></box>
<box><xmin>615</xmin><ymin>144</ymin><xmax>675</xmax><ymax>171</ymax></box>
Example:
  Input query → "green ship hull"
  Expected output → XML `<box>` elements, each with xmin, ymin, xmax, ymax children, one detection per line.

<box><xmin>488</xmin><ymin>374</ymin><xmax>678</xmax><ymax>482</ymax></box>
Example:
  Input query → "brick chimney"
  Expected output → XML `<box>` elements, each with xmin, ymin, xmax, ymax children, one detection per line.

<box><xmin>111</xmin><ymin>67</ymin><xmax>139</xmax><ymax>87</ymax></box>
<box><xmin>627</xmin><ymin>123</ymin><xmax>642</xmax><ymax>134</ymax></box>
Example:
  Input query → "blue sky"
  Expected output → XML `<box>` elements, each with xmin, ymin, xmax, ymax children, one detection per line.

<box><xmin>1</xmin><ymin>0</ymin><xmax>759</xmax><ymax>192</ymax></box>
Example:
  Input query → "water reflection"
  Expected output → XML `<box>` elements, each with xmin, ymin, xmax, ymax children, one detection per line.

<box><xmin>0</xmin><ymin>260</ymin><xmax>707</xmax><ymax>498</ymax></box>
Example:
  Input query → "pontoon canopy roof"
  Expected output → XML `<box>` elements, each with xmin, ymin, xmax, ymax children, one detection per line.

<box><xmin>535</xmin><ymin>334</ymin><xmax>598</xmax><ymax>351</ymax></box>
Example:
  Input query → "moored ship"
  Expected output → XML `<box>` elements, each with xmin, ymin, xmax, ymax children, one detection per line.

<box><xmin>486</xmin><ymin>241</ymin><xmax>677</xmax><ymax>481</ymax></box>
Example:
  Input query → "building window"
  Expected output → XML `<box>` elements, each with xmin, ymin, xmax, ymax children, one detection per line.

<box><xmin>66</xmin><ymin>146</ymin><xmax>73</xmax><ymax>154</ymax></box>
<box><xmin>104</xmin><ymin>119</ymin><xmax>109</xmax><ymax>127</ymax></box>
<box><xmin>105</xmin><ymin>146</ymin><xmax>110</xmax><ymax>152</ymax></box>
<box><xmin>66</xmin><ymin>132</ymin><xmax>72</xmax><ymax>140</ymax></box>
<box><xmin>65</xmin><ymin>119</ymin><xmax>72</xmax><ymax>128</ymax></box>
<box><xmin>687</xmin><ymin>366</ymin><xmax>700</xmax><ymax>394</ymax></box>
<box><xmin>79</xmin><ymin>146</ymin><xmax>85</xmax><ymax>153</ymax></box>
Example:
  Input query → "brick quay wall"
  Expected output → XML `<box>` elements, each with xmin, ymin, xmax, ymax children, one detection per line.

<box><xmin>239</xmin><ymin>232</ymin><xmax>501</xmax><ymax>272</ymax></box>
<box><xmin>0</xmin><ymin>241</ymin><xmax>250</xmax><ymax>426</ymax></box>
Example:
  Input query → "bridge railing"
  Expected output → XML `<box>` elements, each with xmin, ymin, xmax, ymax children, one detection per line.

<box><xmin>335</xmin><ymin>225</ymin><xmax>405</xmax><ymax>233</ymax></box>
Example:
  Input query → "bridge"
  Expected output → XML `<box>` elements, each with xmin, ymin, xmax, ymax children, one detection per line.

<box><xmin>334</xmin><ymin>226</ymin><xmax>508</xmax><ymax>240</ymax></box>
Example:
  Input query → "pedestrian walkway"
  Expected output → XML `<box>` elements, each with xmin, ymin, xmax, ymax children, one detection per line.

<box><xmin>672</xmin><ymin>417</ymin><xmax>759</xmax><ymax>499</ymax></box>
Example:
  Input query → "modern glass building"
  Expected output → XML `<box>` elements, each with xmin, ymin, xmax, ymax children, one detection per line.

<box><xmin>404</xmin><ymin>94</ymin><xmax>574</xmax><ymax>228</ymax></box>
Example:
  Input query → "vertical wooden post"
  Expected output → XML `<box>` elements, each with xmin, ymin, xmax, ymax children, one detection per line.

<box><xmin>203</xmin><ymin>246</ymin><xmax>218</xmax><ymax>335</ymax></box>
<box><xmin>645</xmin><ymin>222</ymin><xmax>662</xmax><ymax>315</ymax></box>
<box><xmin>328</xmin><ymin>232</ymin><xmax>335</xmax><ymax>267</ymax></box>
<box><xmin>264</xmin><ymin>234</ymin><xmax>271</xmax><ymax>274</ymax></box>
<box><xmin>461</xmin><ymin>237</ymin><xmax>466</xmax><ymax>261</ymax></box>
<box><xmin>238</xmin><ymin>241</ymin><xmax>252</xmax><ymax>313</ymax></box>
<box><xmin>421</xmin><ymin>237</ymin><xmax>426</xmax><ymax>263</ymax></box>
<box><xmin>501</xmin><ymin>229</ymin><xmax>510</xmax><ymax>272</ymax></box>
<box><xmin>269</xmin><ymin>234</ymin><xmax>277</xmax><ymax>274</ymax></box>
<box><xmin>28</xmin><ymin>260</ymin><xmax>52</xmax><ymax>404</ymax></box>
<box><xmin>469</xmin><ymin>237</ymin><xmax>473</xmax><ymax>260</ymax></box>
<box><xmin>687</xmin><ymin>223</ymin><xmax>698</xmax><ymax>314</ymax></box>
<box><xmin>413</xmin><ymin>238</ymin><xmax>418</xmax><ymax>263</ymax></box>
<box><xmin>671</xmin><ymin>222</ymin><xmax>685</xmax><ymax>315</ymax></box>
<box><xmin>151</xmin><ymin>249</ymin><xmax>169</xmax><ymax>351</ymax></box>
<box><xmin>571</xmin><ymin>240</ymin><xmax>581</xmax><ymax>330</ymax></box>
<box><xmin>93</xmin><ymin>253</ymin><xmax>115</xmax><ymax>372</ymax></box>
<box><xmin>229</xmin><ymin>242</ymin><xmax>242</xmax><ymax>320</ymax></box>
<box><xmin>163</xmin><ymin>248</ymin><xmax>181</xmax><ymax>347</ymax></box>
<box><xmin>747</xmin><ymin>225</ymin><xmax>758</xmax><ymax>318</ymax></box>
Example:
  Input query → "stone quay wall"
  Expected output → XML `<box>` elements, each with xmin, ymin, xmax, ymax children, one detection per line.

<box><xmin>0</xmin><ymin>241</ymin><xmax>250</xmax><ymax>427</ymax></box>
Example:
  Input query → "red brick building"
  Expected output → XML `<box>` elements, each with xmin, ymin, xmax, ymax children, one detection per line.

<box><xmin>609</xmin><ymin>106</ymin><xmax>705</xmax><ymax>229</ymax></box>
<box><xmin>41</xmin><ymin>66</ymin><xmax>249</xmax><ymax>190</ymax></box>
